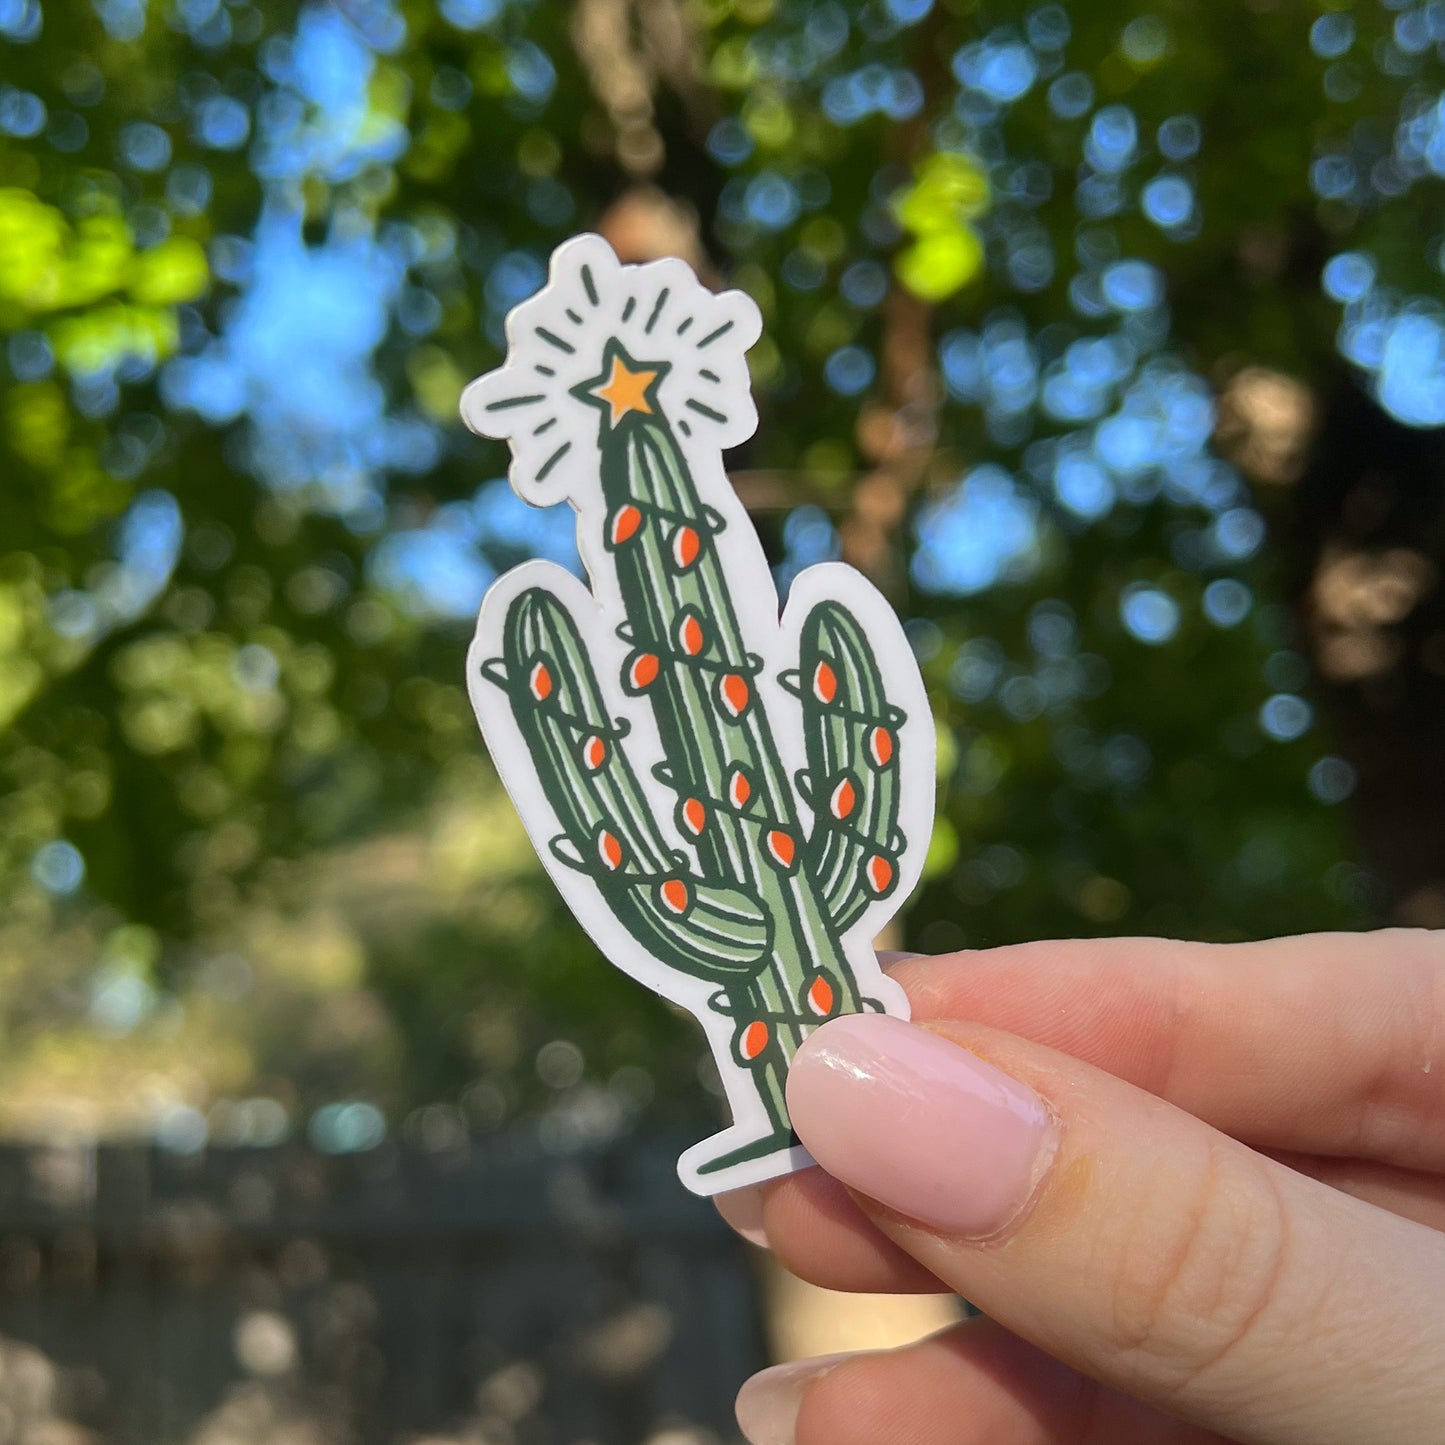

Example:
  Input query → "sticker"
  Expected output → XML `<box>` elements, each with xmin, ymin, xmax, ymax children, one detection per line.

<box><xmin>462</xmin><ymin>234</ymin><xmax>934</xmax><ymax>1196</ymax></box>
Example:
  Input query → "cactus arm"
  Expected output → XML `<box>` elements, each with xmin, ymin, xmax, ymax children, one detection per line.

<box><xmin>485</xmin><ymin>584</ymin><xmax>771</xmax><ymax>983</ymax></box>
<box><xmin>787</xmin><ymin>598</ymin><xmax>908</xmax><ymax>935</ymax></box>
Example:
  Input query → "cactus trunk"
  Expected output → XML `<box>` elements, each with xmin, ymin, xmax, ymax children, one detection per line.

<box><xmin>596</xmin><ymin>408</ymin><xmax>863</xmax><ymax>1172</ymax></box>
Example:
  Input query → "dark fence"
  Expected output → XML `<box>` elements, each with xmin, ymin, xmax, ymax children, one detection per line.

<box><xmin>0</xmin><ymin>1131</ymin><xmax>763</xmax><ymax>1445</ymax></box>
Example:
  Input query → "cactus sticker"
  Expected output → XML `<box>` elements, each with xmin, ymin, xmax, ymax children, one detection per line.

<box><xmin>462</xmin><ymin>235</ymin><xmax>934</xmax><ymax>1196</ymax></box>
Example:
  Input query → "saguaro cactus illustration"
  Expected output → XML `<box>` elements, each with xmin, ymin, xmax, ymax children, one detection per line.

<box><xmin>463</xmin><ymin>236</ymin><xmax>932</xmax><ymax>1194</ymax></box>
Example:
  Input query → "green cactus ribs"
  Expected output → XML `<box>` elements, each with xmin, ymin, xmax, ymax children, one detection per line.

<box><xmin>482</xmin><ymin>582</ymin><xmax>802</xmax><ymax>1160</ymax></box>
<box><xmin>479</xmin><ymin>310</ymin><xmax>914</xmax><ymax>1189</ymax></box>
<box><xmin>785</xmin><ymin>601</ymin><xmax>911</xmax><ymax>934</ymax></box>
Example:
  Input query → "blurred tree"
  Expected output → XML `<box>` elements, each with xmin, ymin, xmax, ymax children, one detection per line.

<box><xmin>4</xmin><ymin>0</ymin><xmax>1438</xmax><ymax>1149</ymax></box>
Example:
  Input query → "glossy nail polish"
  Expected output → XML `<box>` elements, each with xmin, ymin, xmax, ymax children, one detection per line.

<box><xmin>786</xmin><ymin>1014</ymin><xmax>1057</xmax><ymax>1238</ymax></box>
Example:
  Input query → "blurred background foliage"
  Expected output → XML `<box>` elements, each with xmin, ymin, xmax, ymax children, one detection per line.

<box><xmin>2</xmin><ymin>0</ymin><xmax>1443</xmax><ymax>1159</ymax></box>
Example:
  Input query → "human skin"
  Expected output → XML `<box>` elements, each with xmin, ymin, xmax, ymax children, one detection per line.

<box><xmin>715</xmin><ymin>931</ymin><xmax>1445</xmax><ymax>1445</ymax></box>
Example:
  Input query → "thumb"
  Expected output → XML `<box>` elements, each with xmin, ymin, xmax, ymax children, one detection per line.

<box><xmin>785</xmin><ymin>1014</ymin><xmax>1445</xmax><ymax>1445</ymax></box>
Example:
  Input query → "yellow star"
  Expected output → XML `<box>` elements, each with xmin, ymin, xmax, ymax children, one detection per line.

<box><xmin>589</xmin><ymin>353</ymin><xmax>660</xmax><ymax>426</ymax></box>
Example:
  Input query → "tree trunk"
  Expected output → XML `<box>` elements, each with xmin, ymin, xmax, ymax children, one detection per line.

<box><xmin>1282</xmin><ymin>378</ymin><xmax>1445</xmax><ymax>925</ymax></box>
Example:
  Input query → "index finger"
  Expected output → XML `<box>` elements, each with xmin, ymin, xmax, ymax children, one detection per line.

<box><xmin>893</xmin><ymin>928</ymin><xmax>1445</xmax><ymax>1171</ymax></box>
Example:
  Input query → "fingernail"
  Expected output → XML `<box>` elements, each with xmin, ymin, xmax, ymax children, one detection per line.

<box><xmin>714</xmin><ymin>1184</ymin><xmax>769</xmax><ymax>1248</ymax></box>
<box><xmin>735</xmin><ymin>1354</ymin><xmax>855</xmax><ymax>1445</ymax></box>
<box><xmin>875</xmin><ymin>949</ymin><xmax>923</xmax><ymax>966</ymax></box>
<box><xmin>786</xmin><ymin>1014</ymin><xmax>1057</xmax><ymax>1238</ymax></box>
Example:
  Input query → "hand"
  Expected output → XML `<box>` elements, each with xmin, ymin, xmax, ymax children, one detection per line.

<box><xmin>717</xmin><ymin>931</ymin><xmax>1445</xmax><ymax>1445</ymax></box>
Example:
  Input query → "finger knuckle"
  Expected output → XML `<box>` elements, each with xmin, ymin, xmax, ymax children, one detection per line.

<box><xmin>1108</xmin><ymin>1142</ymin><xmax>1290</xmax><ymax>1397</ymax></box>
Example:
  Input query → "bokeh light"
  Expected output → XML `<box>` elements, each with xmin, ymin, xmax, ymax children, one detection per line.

<box><xmin>0</xmin><ymin>0</ymin><xmax>1418</xmax><ymax>1222</ymax></box>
